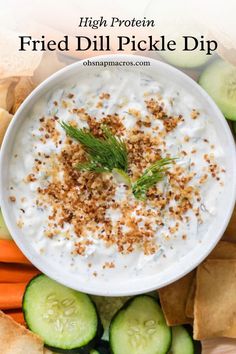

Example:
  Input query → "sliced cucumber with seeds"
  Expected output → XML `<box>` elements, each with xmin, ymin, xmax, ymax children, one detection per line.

<box><xmin>199</xmin><ymin>59</ymin><xmax>236</xmax><ymax>121</ymax></box>
<box><xmin>169</xmin><ymin>326</ymin><xmax>194</xmax><ymax>354</ymax></box>
<box><xmin>92</xmin><ymin>293</ymin><xmax>157</xmax><ymax>341</ymax></box>
<box><xmin>23</xmin><ymin>275</ymin><xmax>103</xmax><ymax>353</ymax></box>
<box><xmin>109</xmin><ymin>295</ymin><xmax>171</xmax><ymax>354</ymax></box>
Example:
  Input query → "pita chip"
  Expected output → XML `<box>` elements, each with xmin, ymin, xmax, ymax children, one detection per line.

<box><xmin>158</xmin><ymin>270</ymin><xmax>195</xmax><ymax>326</ymax></box>
<box><xmin>0</xmin><ymin>29</ymin><xmax>42</xmax><ymax>79</ymax></box>
<box><xmin>0</xmin><ymin>310</ymin><xmax>44</xmax><ymax>353</ymax></box>
<box><xmin>194</xmin><ymin>259</ymin><xmax>236</xmax><ymax>340</ymax></box>
<box><xmin>208</xmin><ymin>241</ymin><xmax>236</xmax><ymax>259</ymax></box>
<box><xmin>222</xmin><ymin>208</ymin><xmax>236</xmax><ymax>243</ymax></box>
<box><xmin>185</xmin><ymin>241</ymin><xmax>236</xmax><ymax>319</ymax></box>
<box><xmin>12</xmin><ymin>77</ymin><xmax>34</xmax><ymax>114</ymax></box>
<box><xmin>0</xmin><ymin>78</ymin><xmax>18</xmax><ymax>112</ymax></box>
<box><xmin>185</xmin><ymin>277</ymin><xmax>196</xmax><ymax>319</ymax></box>
<box><xmin>0</xmin><ymin>108</ymin><xmax>12</xmax><ymax>146</ymax></box>
<box><xmin>43</xmin><ymin>349</ymin><xmax>53</xmax><ymax>354</ymax></box>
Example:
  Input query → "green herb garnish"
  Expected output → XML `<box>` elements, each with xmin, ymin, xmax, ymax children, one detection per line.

<box><xmin>132</xmin><ymin>158</ymin><xmax>175</xmax><ymax>201</ymax></box>
<box><xmin>60</xmin><ymin>122</ymin><xmax>128</xmax><ymax>173</ymax></box>
<box><xmin>61</xmin><ymin>122</ymin><xmax>175</xmax><ymax>200</ymax></box>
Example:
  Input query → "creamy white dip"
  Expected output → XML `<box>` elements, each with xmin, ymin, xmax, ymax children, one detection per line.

<box><xmin>8</xmin><ymin>67</ymin><xmax>226</xmax><ymax>282</ymax></box>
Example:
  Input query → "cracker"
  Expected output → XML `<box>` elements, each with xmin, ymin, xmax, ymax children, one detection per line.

<box><xmin>12</xmin><ymin>77</ymin><xmax>34</xmax><ymax>114</ymax></box>
<box><xmin>208</xmin><ymin>241</ymin><xmax>236</xmax><ymax>259</ymax></box>
<box><xmin>0</xmin><ymin>310</ymin><xmax>44</xmax><ymax>353</ymax></box>
<box><xmin>185</xmin><ymin>277</ymin><xmax>196</xmax><ymax>319</ymax></box>
<box><xmin>222</xmin><ymin>208</ymin><xmax>236</xmax><ymax>242</ymax></box>
<box><xmin>194</xmin><ymin>259</ymin><xmax>236</xmax><ymax>340</ymax></box>
<box><xmin>0</xmin><ymin>108</ymin><xmax>13</xmax><ymax>146</ymax></box>
<box><xmin>0</xmin><ymin>78</ymin><xmax>18</xmax><ymax>111</ymax></box>
<box><xmin>158</xmin><ymin>270</ymin><xmax>195</xmax><ymax>326</ymax></box>
<box><xmin>185</xmin><ymin>241</ymin><xmax>236</xmax><ymax>319</ymax></box>
<box><xmin>0</xmin><ymin>29</ymin><xmax>42</xmax><ymax>79</ymax></box>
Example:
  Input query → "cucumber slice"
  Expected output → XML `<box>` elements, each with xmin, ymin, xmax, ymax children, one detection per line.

<box><xmin>92</xmin><ymin>293</ymin><xmax>157</xmax><ymax>341</ymax></box>
<box><xmin>199</xmin><ymin>59</ymin><xmax>236</xmax><ymax>121</ymax></box>
<box><xmin>169</xmin><ymin>326</ymin><xmax>194</xmax><ymax>354</ymax></box>
<box><xmin>90</xmin><ymin>351</ymin><xmax>100</xmax><ymax>354</ymax></box>
<box><xmin>184</xmin><ymin>326</ymin><xmax>202</xmax><ymax>354</ymax></box>
<box><xmin>109</xmin><ymin>295</ymin><xmax>171</xmax><ymax>354</ymax></box>
<box><xmin>161</xmin><ymin>36</ymin><xmax>210</xmax><ymax>69</ymax></box>
<box><xmin>162</xmin><ymin>49</ymin><xmax>210</xmax><ymax>69</ymax></box>
<box><xmin>0</xmin><ymin>209</ymin><xmax>11</xmax><ymax>239</ymax></box>
<box><xmin>23</xmin><ymin>275</ymin><xmax>103</xmax><ymax>353</ymax></box>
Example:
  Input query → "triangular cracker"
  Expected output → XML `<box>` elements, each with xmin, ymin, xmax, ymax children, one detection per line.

<box><xmin>194</xmin><ymin>260</ymin><xmax>236</xmax><ymax>340</ymax></box>
<box><xmin>0</xmin><ymin>311</ymin><xmax>44</xmax><ymax>354</ymax></box>
<box><xmin>158</xmin><ymin>270</ymin><xmax>195</xmax><ymax>325</ymax></box>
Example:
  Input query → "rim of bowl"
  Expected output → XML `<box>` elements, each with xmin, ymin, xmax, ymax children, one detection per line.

<box><xmin>0</xmin><ymin>54</ymin><xmax>236</xmax><ymax>296</ymax></box>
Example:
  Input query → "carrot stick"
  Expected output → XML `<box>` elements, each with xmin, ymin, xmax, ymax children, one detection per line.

<box><xmin>0</xmin><ymin>240</ymin><xmax>31</xmax><ymax>265</ymax></box>
<box><xmin>4</xmin><ymin>309</ymin><xmax>25</xmax><ymax>325</ymax></box>
<box><xmin>0</xmin><ymin>263</ymin><xmax>40</xmax><ymax>283</ymax></box>
<box><xmin>0</xmin><ymin>283</ymin><xmax>27</xmax><ymax>310</ymax></box>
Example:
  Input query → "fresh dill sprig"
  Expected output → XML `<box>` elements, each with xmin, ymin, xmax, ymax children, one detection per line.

<box><xmin>60</xmin><ymin>121</ymin><xmax>128</xmax><ymax>173</ymax></box>
<box><xmin>132</xmin><ymin>158</ymin><xmax>175</xmax><ymax>201</ymax></box>
<box><xmin>60</xmin><ymin>122</ymin><xmax>175</xmax><ymax>200</ymax></box>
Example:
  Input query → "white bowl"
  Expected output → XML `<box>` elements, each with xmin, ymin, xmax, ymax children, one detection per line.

<box><xmin>0</xmin><ymin>55</ymin><xmax>236</xmax><ymax>296</ymax></box>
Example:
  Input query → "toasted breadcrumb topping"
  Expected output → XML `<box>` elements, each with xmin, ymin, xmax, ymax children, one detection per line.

<box><xmin>24</xmin><ymin>92</ymin><xmax>222</xmax><ymax>260</ymax></box>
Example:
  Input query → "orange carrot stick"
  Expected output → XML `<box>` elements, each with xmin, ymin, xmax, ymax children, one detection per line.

<box><xmin>0</xmin><ymin>283</ymin><xmax>27</xmax><ymax>310</ymax></box>
<box><xmin>0</xmin><ymin>240</ymin><xmax>31</xmax><ymax>265</ymax></box>
<box><xmin>4</xmin><ymin>309</ymin><xmax>25</xmax><ymax>325</ymax></box>
<box><xmin>0</xmin><ymin>263</ymin><xmax>40</xmax><ymax>283</ymax></box>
